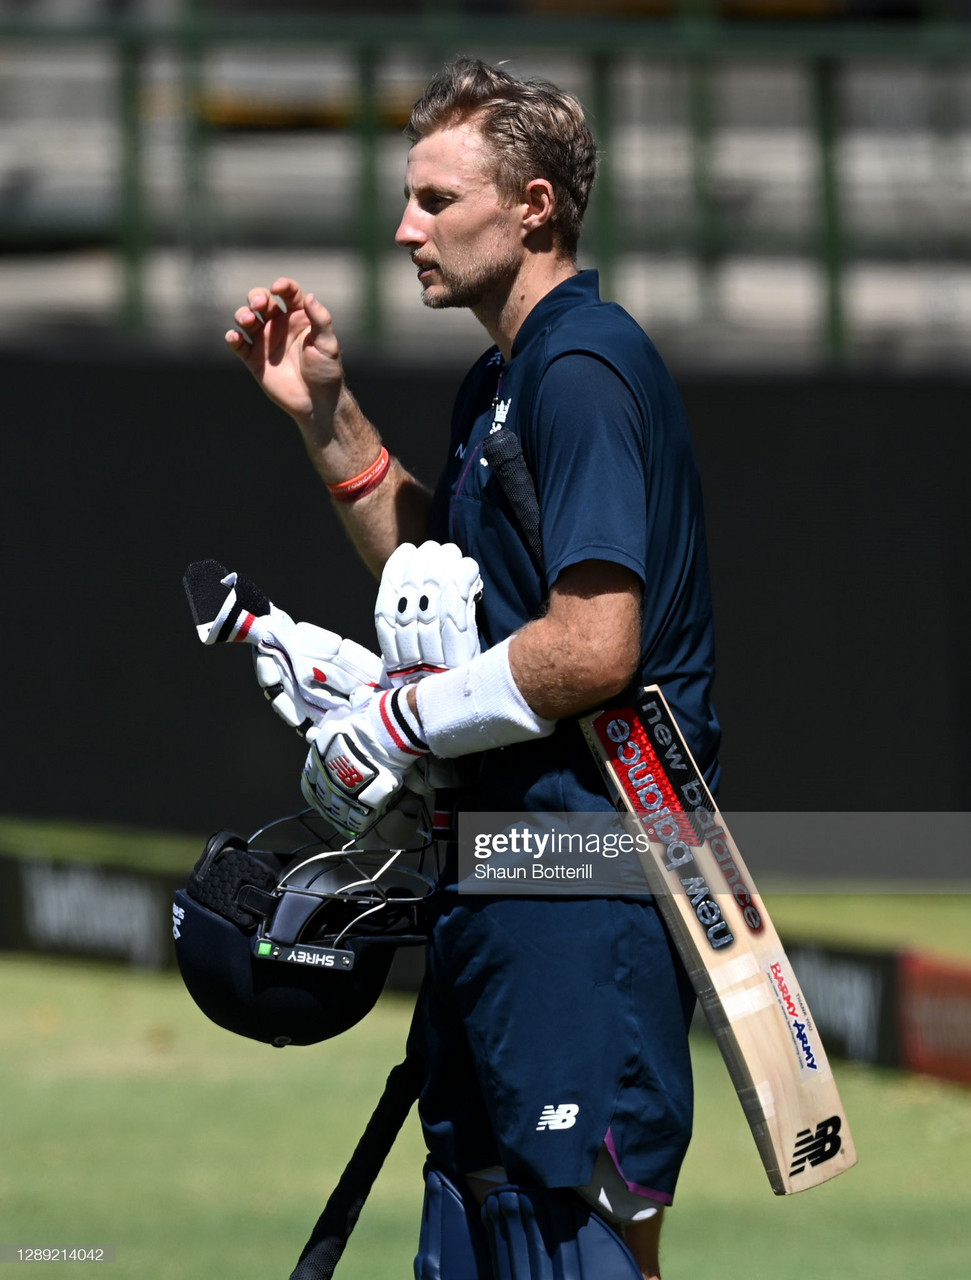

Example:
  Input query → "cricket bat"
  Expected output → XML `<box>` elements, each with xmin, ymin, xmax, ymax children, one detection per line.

<box><xmin>580</xmin><ymin>686</ymin><xmax>857</xmax><ymax>1195</ymax></box>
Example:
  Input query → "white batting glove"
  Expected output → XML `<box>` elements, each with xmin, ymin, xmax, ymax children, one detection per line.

<box><xmin>253</xmin><ymin>619</ymin><xmax>383</xmax><ymax>735</ymax></box>
<box><xmin>301</xmin><ymin>686</ymin><xmax>430</xmax><ymax>837</ymax></box>
<box><xmin>184</xmin><ymin>559</ymin><xmax>384</xmax><ymax>736</ymax></box>
<box><xmin>375</xmin><ymin>541</ymin><xmax>482</xmax><ymax>687</ymax></box>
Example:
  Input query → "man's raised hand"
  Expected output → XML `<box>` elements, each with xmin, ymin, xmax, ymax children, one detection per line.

<box><xmin>225</xmin><ymin>278</ymin><xmax>343</xmax><ymax>432</ymax></box>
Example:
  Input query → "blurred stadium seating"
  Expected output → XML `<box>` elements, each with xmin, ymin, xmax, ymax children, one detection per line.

<box><xmin>1</xmin><ymin>0</ymin><xmax>970</xmax><ymax>365</ymax></box>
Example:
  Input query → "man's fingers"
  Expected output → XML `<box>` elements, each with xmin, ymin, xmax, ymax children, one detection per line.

<box><xmin>303</xmin><ymin>292</ymin><xmax>336</xmax><ymax>334</ymax></box>
<box><xmin>227</xmin><ymin>287</ymin><xmax>292</xmax><ymax>345</ymax></box>
<box><xmin>269</xmin><ymin>277</ymin><xmax>305</xmax><ymax>306</ymax></box>
<box><xmin>300</xmin><ymin>293</ymin><xmax>343</xmax><ymax>367</ymax></box>
<box><xmin>227</xmin><ymin>290</ymin><xmax>304</xmax><ymax>366</ymax></box>
<box><xmin>229</xmin><ymin>284</ymin><xmax>319</xmax><ymax>349</ymax></box>
<box><xmin>229</xmin><ymin>304</ymin><xmax>266</xmax><ymax>352</ymax></box>
<box><xmin>226</xmin><ymin>323</ymin><xmax>259</xmax><ymax>362</ymax></box>
<box><xmin>246</xmin><ymin>285</ymin><xmax>290</xmax><ymax>318</ymax></box>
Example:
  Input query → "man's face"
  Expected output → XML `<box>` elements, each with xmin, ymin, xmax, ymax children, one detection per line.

<box><xmin>395</xmin><ymin>122</ymin><xmax>524</xmax><ymax>311</ymax></box>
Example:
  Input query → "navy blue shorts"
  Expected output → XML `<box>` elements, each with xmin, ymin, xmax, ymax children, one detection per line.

<box><xmin>406</xmin><ymin>894</ymin><xmax>696</xmax><ymax>1205</ymax></box>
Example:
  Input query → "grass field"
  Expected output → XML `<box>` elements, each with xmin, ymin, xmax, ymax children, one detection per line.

<box><xmin>2</xmin><ymin>816</ymin><xmax>970</xmax><ymax>1277</ymax></box>
<box><xmin>2</xmin><ymin>943</ymin><xmax>970</xmax><ymax>1280</ymax></box>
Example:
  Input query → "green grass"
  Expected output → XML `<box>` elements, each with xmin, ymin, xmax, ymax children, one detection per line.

<box><xmin>0</xmin><ymin>815</ymin><xmax>202</xmax><ymax>874</ymax></box>
<box><xmin>669</xmin><ymin>1040</ymin><xmax>971</xmax><ymax>1279</ymax></box>
<box><xmin>763</xmin><ymin>887</ymin><xmax>971</xmax><ymax>962</ymax></box>
<box><xmin>3</xmin><ymin>953</ymin><xmax>971</xmax><ymax>1279</ymax></box>
<box><xmin>1</xmin><ymin>956</ymin><xmax>425</xmax><ymax>1279</ymax></box>
<box><xmin>2</xmin><ymin>816</ymin><xmax>970</xmax><ymax>1276</ymax></box>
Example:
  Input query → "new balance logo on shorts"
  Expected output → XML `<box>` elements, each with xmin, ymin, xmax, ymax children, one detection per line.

<box><xmin>536</xmin><ymin>1104</ymin><xmax>579</xmax><ymax>1131</ymax></box>
<box><xmin>789</xmin><ymin>1116</ymin><xmax>843</xmax><ymax>1175</ymax></box>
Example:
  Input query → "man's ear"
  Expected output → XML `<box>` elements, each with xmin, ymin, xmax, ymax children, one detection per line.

<box><xmin>521</xmin><ymin>178</ymin><xmax>556</xmax><ymax>237</ymax></box>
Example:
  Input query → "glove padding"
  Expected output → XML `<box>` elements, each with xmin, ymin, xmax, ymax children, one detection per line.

<box><xmin>184</xmin><ymin>559</ymin><xmax>383</xmax><ymax>736</ymax></box>
<box><xmin>301</xmin><ymin>686</ymin><xmax>430</xmax><ymax>837</ymax></box>
<box><xmin>253</xmin><ymin>619</ymin><xmax>384</xmax><ymax>735</ymax></box>
<box><xmin>375</xmin><ymin>541</ymin><xmax>482</xmax><ymax>687</ymax></box>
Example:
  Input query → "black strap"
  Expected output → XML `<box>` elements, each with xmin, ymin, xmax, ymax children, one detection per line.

<box><xmin>481</xmin><ymin>428</ymin><xmax>546</xmax><ymax>592</ymax></box>
<box><xmin>289</xmin><ymin>1053</ymin><xmax>424</xmax><ymax>1280</ymax></box>
<box><xmin>482</xmin><ymin>426</ymin><xmax>644</xmax><ymax>720</ymax></box>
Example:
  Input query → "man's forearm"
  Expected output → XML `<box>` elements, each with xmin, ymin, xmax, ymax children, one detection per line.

<box><xmin>404</xmin><ymin>619</ymin><xmax>636</xmax><ymax>730</ymax></box>
<box><xmin>303</xmin><ymin>386</ymin><xmax>432</xmax><ymax>575</ymax></box>
<box><xmin>509</xmin><ymin>561</ymin><xmax>643</xmax><ymax>719</ymax></box>
<box><xmin>404</xmin><ymin>561</ymin><xmax>644</xmax><ymax>750</ymax></box>
<box><xmin>333</xmin><ymin>460</ymin><xmax>433</xmax><ymax>578</ymax></box>
<box><xmin>506</xmin><ymin>617</ymin><xmax>637</xmax><ymax>720</ymax></box>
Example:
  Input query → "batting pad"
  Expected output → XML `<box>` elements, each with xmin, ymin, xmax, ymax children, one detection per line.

<box><xmin>414</xmin><ymin>1165</ymin><xmax>492</xmax><ymax>1280</ymax></box>
<box><xmin>482</xmin><ymin>1186</ymin><xmax>642</xmax><ymax>1280</ymax></box>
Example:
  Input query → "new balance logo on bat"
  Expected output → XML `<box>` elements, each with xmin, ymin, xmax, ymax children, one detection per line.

<box><xmin>536</xmin><ymin>1104</ymin><xmax>579</xmax><ymax>1131</ymax></box>
<box><xmin>790</xmin><ymin>1116</ymin><xmax>843</xmax><ymax>1175</ymax></box>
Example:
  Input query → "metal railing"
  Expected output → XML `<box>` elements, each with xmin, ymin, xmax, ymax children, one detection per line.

<box><xmin>2</xmin><ymin>11</ymin><xmax>971</xmax><ymax>361</ymax></box>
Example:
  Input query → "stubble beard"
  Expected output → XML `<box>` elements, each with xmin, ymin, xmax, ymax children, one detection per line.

<box><xmin>417</xmin><ymin>244</ymin><xmax>521</xmax><ymax>314</ymax></box>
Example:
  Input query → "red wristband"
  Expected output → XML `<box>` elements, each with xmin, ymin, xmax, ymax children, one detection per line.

<box><xmin>326</xmin><ymin>447</ymin><xmax>391</xmax><ymax>504</ymax></box>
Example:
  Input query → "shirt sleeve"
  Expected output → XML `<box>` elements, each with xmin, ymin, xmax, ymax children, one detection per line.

<box><xmin>527</xmin><ymin>352</ymin><xmax>650</xmax><ymax>588</ymax></box>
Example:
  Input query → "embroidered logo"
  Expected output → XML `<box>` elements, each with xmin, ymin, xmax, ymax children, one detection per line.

<box><xmin>492</xmin><ymin>398</ymin><xmax>511</xmax><ymax>427</ymax></box>
<box><xmin>536</xmin><ymin>1103</ymin><xmax>580</xmax><ymax>1131</ymax></box>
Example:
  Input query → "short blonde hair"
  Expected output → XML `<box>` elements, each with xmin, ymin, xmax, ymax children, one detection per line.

<box><xmin>406</xmin><ymin>57</ymin><xmax>598</xmax><ymax>260</ymax></box>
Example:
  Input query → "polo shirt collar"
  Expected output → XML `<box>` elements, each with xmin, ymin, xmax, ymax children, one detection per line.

<box><xmin>510</xmin><ymin>270</ymin><xmax>601</xmax><ymax>359</ymax></box>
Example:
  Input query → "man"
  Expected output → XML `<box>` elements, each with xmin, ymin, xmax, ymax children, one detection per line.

<box><xmin>227</xmin><ymin>58</ymin><xmax>719</xmax><ymax>1280</ymax></box>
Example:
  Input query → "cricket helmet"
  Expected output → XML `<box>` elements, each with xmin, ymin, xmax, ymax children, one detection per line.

<box><xmin>172</xmin><ymin>806</ymin><xmax>434</xmax><ymax>1047</ymax></box>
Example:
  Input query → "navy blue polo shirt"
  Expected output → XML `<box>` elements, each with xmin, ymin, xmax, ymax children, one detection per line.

<box><xmin>428</xmin><ymin>271</ymin><xmax>720</xmax><ymax>811</ymax></box>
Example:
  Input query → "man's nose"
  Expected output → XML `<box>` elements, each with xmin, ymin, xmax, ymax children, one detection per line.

<box><xmin>395</xmin><ymin>202</ymin><xmax>425</xmax><ymax>249</ymax></box>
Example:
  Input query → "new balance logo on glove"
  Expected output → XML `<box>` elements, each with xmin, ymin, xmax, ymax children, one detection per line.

<box><xmin>327</xmin><ymin>755</ymin><xmax>367</xmax><ymax>790</ymax></box>
<box><xmin>323</xmin><ymin>739</ymin><xmax>376</xmax><ymax>796</ymax></box>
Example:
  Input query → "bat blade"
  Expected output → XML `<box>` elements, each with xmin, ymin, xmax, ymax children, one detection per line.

<box><xmin>580</xmin><ymin>687</ymin><xmax>857</xmax><ymax>1195</ymax></box>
